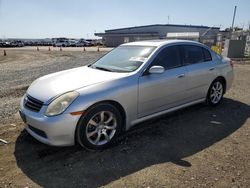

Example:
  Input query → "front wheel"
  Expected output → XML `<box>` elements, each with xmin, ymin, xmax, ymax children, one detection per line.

<box><xmin>207</xmin><ymin>79</ymin><xmax>225</xmax><ymax>106</ymax></box>
<box><xmin>76</xmin><ymin>103</ymin><xmax>122</xmax><ymax>150</ymax></box>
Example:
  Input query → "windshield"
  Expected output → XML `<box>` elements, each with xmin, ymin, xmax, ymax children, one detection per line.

<box><xmin>91</xmin><ymin>46</ymin><xmax>156</xmax><ymax>72</ymax></box>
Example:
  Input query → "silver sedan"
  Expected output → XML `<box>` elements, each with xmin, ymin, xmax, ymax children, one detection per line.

<box><xmin>19</xmin><ymin>40</ymin><xmax>234</xmax><ymax>150</ymax></box>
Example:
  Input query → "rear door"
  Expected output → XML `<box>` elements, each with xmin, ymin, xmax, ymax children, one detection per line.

<box><xmin>138</xmin><ymin>45</ymin><xmax>189</xmax><ymax>118</ymax></box>
<box><xmin>182</xmin><ymin>45</ymin><xmax>217</xmax><ymax>101</ymax></box>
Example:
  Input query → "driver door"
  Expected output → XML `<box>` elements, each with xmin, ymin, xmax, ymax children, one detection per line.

<box><xmin>138</xmin><ymin>45</ymin><xmax>189</xmax><ymax>118</ymax></box>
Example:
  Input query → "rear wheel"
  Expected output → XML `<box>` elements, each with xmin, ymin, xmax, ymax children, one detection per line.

<box><xmin>207</xmin><ymin>79</ymin><xmax>225</xmax><ymax>106</ymax></box>
<box><xmin>76</xmin><ymin>103</ymin><xmax>122</xmax><ymax>150</ymax></box>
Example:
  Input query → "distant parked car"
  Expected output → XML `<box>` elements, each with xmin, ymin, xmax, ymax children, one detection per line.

<box><xmin>24</xmin><ymin>41</ymin><xmax>35</xmax><ymax>46</ymax></box>
<box><xmin>19</xmin><ymin>40</ymin><xmax>233</xmax><ymax>150</ymax></box>
<box><xmin>2</xmin><ymin>41</ymin><xmax>12</xmax><ymax>47</ymax></box>
<box><xmin>55</xmin><ymin>41</ymin><xmax>70</xmax><ymax>47</ymax></box>
<box><xmin>86</xmin><ymin>39</ymin><xmax>103</xmax><ymax>46</ymax></box>
<box><xmin>53</xmin><ymin>38</ymin><xmax>70</xmax><ymax>47</ymax></box>
<box><xmin>0</xmin><ymin>40</ymin><xmax>24</xmax><ymax>47</ymax></box>
<box><xmin>75</xmin><ymin>39</ymin><xmax>90</xmax><ymax>47</ymax></box>
<box><xmin>0</xmin><ymin>40</ymin><xmax>4</xmax><ymax>47</ymax></box>
<box><xmin>11</xmin><ymin>40</ymin><xmax>24</xmax><ymax>47</ymax></box>
<box><xmin>68</xmin><ymin>39</ymin><xmax>78</xmax><ymax>47</ymax></box>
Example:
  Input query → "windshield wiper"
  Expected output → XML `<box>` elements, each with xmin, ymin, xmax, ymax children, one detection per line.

<box><xmin>92</xmin><ymin>66</ymin><xmax>113</xmax><ymax>72</ymax></box>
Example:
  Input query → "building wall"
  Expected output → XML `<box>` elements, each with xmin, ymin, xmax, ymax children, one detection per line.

<box><xmin>104</xmin><ymin>36</ymin><xmax>125</xmax><ymax>47</ymax></box>
<box><xmin>105</xmin><ymin>35</ymin><xmax>159</xmax><ymax>47</ymax></box>
<box><xmin>100</xmin><ymin>25</ymin><xmax>220</xmax><ymax>47</ymax></box>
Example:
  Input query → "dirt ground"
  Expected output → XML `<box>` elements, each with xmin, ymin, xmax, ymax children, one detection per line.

<box><xmin>0</xmin><ymin>48</ymin><xmax>250</xmax><ymax>188</ymax></box>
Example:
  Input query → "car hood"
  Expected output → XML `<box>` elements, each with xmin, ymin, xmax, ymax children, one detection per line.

<box><xmin>27</xmin><ymin>66</ymin><xmax>129</xmax><ymax>103</ymax></box>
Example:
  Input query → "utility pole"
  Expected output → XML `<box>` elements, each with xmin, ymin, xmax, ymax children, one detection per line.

<box><xmin>231</xmin><ymin>6</ymin><xmax>237</xmax><ymax>31</ymax></box>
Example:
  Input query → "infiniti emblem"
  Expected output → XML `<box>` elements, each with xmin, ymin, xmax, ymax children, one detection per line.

<box><xmin>24</xmin><ymin>96</ymin><xmax>28</xmax><ymax>105</ymax></box>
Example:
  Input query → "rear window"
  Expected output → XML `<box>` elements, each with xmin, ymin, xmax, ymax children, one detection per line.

<box><xmin>182</xmin><ymin>45</ymin><xmax>204</xmax><ymax>65</ymax></box>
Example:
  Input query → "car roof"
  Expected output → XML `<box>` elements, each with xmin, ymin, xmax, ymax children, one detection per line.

<box><xmin>121</xmin><ymin>39</ymin><xmax>202</xmax><ymax>48</ymax></box>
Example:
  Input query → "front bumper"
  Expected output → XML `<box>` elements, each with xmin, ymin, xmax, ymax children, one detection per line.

<box><xmin>19</xmin><ymin>96</ymin><xmax>80</xmax><ymax>146</ymax></box>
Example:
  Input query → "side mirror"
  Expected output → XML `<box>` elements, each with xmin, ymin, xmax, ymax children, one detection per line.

<box><xmin>148</xmin><ymin>66</ymin><xmax>165</xmax><ymax>74</ymax></box>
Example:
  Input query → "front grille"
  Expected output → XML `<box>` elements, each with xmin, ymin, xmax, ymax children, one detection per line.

<box><xmin>28</xmin><ymin>125</ymin><xmax>47</xmax><ymax>138</ymax></box>
<box><xmin>24</xmin><ymin>95</ymin><xmax>44</xmax><ymax>112</ymax></box>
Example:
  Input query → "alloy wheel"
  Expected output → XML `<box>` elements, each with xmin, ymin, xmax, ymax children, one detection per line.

<box><xmin>85</xmin><ymin>111</ymin><xmax>117</xmax><ymax>146</ymax></box>
<box><xmin>210</xmin><ymin>81</ymin><xmax>223</xmax><ymax>104</ymax></box>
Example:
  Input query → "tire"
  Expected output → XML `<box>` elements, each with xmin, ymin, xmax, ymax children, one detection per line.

<box><xmin>76</xmin><ymin>103</ymin><xmax>122</xmax><ymax>150</ymax></box>
<box><xmin>207</xmin><ymin>79</ymin><xmax>225</xmax><ymax>106</ymax></box>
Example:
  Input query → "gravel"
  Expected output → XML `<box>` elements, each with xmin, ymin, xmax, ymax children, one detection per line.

<box><xmin>0</xmin><ymin>50</ymin><xmax>106</xmax><ymax>120</ymax></box>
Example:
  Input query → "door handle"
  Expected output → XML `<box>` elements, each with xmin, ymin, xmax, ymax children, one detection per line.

<box><xmin>209</xmin><ymin>67</ymin><xmax>215</xmax><ymax>71</ymax></box>
<box><xmin>177</xmin><ymin>74</ymin><xmax>185</xmax><ymax>78</ymax></box>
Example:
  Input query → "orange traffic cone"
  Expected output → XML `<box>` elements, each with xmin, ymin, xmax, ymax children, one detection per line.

<box><xmin>37</xmin><ymin>47</ymin><xmax>39</xmax><ymax>51</ymax></box>
<box><xmin>3</xmin><ymin>50</ymin><xmax>7</xmax><ymax>56</ymax></box>
<box><xmin>60</xmin><ymin>47</ymin><xmax>62</xmax><ymax>51</ymax></box>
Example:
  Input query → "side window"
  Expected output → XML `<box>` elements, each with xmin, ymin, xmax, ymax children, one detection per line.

<box><xmin>183</xmin><ymin>45</ymin><xmax>204</xmax><ymax>65</ymax></box>
<box><xmin>153</xmin><ymin>45</ymin><xmax>181</xmax><ymax>70</ymax></box>
<box><xmin>203</xmin><ymin>48</ymin><xmax>212</xmax><ymax>62</ymax></box>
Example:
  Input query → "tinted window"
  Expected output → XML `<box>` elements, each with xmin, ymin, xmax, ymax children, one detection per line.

<box><xmin>182</xmin><ymin>45</ymin><xmax>204</xmax><ymax>64</ymax></box>
<box><xmin>153</xmin><ymin>45</ymin><xmax>181</xmax><ymax>69</ymax></box>
<box><xmin>203</xmin><ymin>48</ymin><xmax>212</xmax><ymax>61</ymax></box>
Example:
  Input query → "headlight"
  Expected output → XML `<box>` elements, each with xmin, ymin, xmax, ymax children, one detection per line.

<box><xmin>45</xmin><ymin>91</ymin><xmax>79</xmax><ymax>116</ymax></box>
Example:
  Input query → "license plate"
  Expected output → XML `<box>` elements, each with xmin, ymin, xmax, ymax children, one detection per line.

<box><xmin>19</xmin><ymin>110</ymin><xmax>27</xmax><ymax>123</ymax></box>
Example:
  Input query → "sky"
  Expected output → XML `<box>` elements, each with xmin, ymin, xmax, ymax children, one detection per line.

<box><xmin>0</xmin><ymin>0</ymin><xmax>249</xmax><ymax>39</ymax></box>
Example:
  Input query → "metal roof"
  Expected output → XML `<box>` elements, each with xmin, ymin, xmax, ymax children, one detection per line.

<box><xmin>95</xmin><ymin>32</ymin><xmax>159</xmax><ymax>37</ymax></box>
<box><xmin>105</xmin><ymin>24</ymin><xmax>220</xmax><ymax>32</ymax></box>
